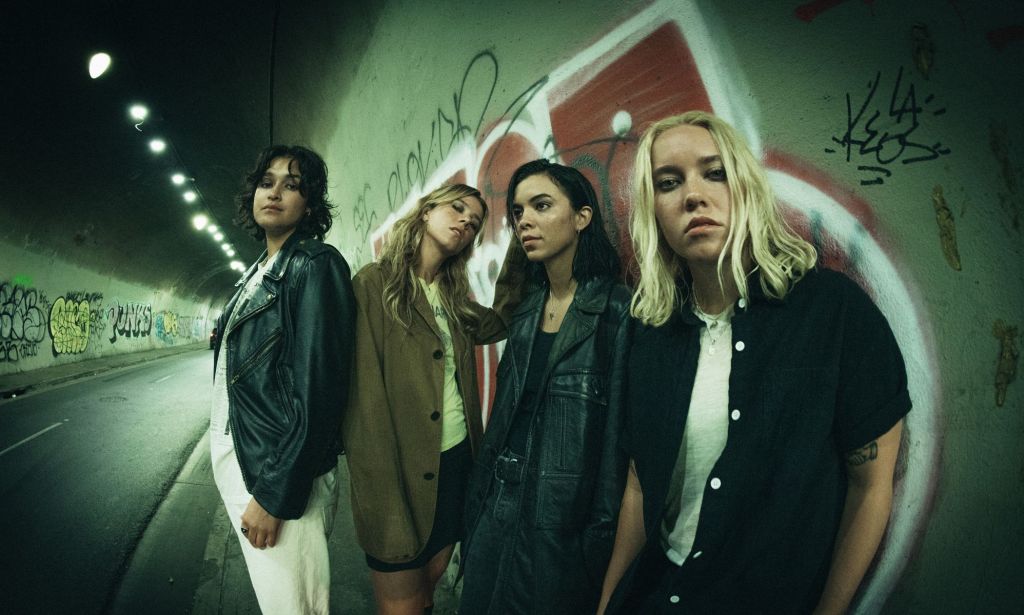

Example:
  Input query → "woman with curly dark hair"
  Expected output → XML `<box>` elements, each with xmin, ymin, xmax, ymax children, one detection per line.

<box><xmin>211</xmin><ymin>144</ymin><xmax>355</xmax><ymax>614</ymax></box>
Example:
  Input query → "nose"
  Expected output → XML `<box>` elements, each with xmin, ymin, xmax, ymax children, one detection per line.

<box><xmin>516</xmin><ymin>210</ymin><xmax>533</xmax><ymax>232</ymax></box>
<box><xmin>684</xmin><ymin>191</ymin><xmax>705</xmax><ymax>212</ymax></box>
<box><xmin>267</xmin><ymin>182</ymin><xmax>282</xmax><ymax>199</ymax></box>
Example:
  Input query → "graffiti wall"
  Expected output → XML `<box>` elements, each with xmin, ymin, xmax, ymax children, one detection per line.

<box><xmin>303</xmin><ymin>0</ymin><xmax>1022</xmax><ymax>612</ymax></box>
<box><xmin>0</xmin><ymin>242</ymin><xmax>214</xmax><ymax>375</ymax></box>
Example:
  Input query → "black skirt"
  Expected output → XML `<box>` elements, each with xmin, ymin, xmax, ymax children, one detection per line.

<box><xmin>365</xmin><ymin>437</ymin><xmax>472</xmax><ymax>572</ymax></box>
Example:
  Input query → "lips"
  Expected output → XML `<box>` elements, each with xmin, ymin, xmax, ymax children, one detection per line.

<box><xmin>450</xmin><ymin>227</ymin><xmax>464</xmax><ymax>240</ymax></box>
<box><xmin>685</xmin><ymin>216</ymin><xmax>720</xmax><ymax>234</ymax></box>
<box><xmin>520</xmin><ymin>234</ymin><xmax>540</xmax><ymax>246</ymax></box>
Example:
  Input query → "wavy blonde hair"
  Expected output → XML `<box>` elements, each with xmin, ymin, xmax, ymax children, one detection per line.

<box><xmin>630</xmin><ymin>111</ymin><xmax>817</xmax><ymax>326</ymax></box>
<box><xmin>378</xmin><ymin>184</ymin><xmax>488</xmax><ymax>330</ymax></box>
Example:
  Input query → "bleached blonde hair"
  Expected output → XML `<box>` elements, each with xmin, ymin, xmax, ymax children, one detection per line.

<box><xmin>378</xmin><ymin>184</ymin><xmax>488</xmax><ymax>330</ymax></box>
<box><xmin>629</xmin><ymin>111</ymin><xmax>817</xmax><ymax>326</ymax></box>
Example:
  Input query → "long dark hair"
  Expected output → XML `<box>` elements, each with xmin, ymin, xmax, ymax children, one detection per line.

<box><xmin>506</xmin><ymin>159</ymin><xmax>620</xmax><ymax>284</ymax></box>
<box><xmin>234</xmin><ymin>145</ymin><xmax>335</xmax><ymax>241</ymax></box>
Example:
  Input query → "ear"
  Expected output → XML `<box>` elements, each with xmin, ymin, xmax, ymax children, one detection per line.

<box><xmin>575</xmin><ymin>206</ymin><xmax>594</xmax><ymax>233</ymax></box>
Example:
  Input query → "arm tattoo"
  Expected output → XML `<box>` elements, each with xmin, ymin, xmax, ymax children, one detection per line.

<box><xmin>846</xmin><ymin>441</ymin><xmax>878</xmax><ymax>466</ymax></box>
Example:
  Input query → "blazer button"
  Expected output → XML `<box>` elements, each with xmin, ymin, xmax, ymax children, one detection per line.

<box><xmin>430</xmin><ymin>411</ymin><xmax>441</xmax><ymax>421</ymax></box>
<box><xmin>432</xmin><ymin>349</ymin><xmax>443</xmax><ymax>360</ymax></box>
<box><xmin>423</xmin><ymin>472</ymin><xmax>436</xmax><ymax>480</ymax></box>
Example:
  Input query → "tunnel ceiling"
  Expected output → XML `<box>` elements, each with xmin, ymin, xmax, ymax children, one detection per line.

<box><xmin>2</xmin><ymin>2</ymin><xmax>283</xmax><ymax>305</ymax></box>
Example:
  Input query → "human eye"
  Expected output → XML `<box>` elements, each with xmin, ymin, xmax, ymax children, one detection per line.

<box><xmin>452</xmin><ymin>202</ymin><xmax>465</xmax><ymax>212</ymax></box>
<box><xmin>655</xmin><ymin>176</ymin><xmax>680</xmax><ymax>192</ymax></box>
<box><xmin>706</xmin><ymin>167</ymin><xmax>727</xmax><ymax>182</ymax></box>
<box><xmin>535</xmin><ymin>200</ymin><xmax>552</xmax><ymax>211</ymax></box>
<box><xmin>258</xmin><ymin>177</ymin><xmax>273</xmax><ymax>188</ymax></box>
<box><xmin>511</xmin><ymin>205</ymin><xmax>524</xmax><ymax>220</ymax></box>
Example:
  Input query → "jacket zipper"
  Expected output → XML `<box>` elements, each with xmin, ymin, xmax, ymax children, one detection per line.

<box><xmin>230</xmin><ymin>329</ymin><xmax>282</xmax><ymax>386</ymax></box>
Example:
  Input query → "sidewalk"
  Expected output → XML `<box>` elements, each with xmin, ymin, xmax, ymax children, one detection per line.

<box><xmin>0</xmin><ymin>342</ymin><xmax>208</xmax><ymax>399</ymax></box>
<box><xmin>3</xmin><ymin>344</ymin><xmax>464</xmax><ymax>613</ymax></box>
<box><xmin>110</xmin><ymin>430</ymin><xmax>464</xmax><ymax>614</ymax></box>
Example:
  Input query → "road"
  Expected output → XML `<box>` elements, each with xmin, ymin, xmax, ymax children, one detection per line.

<box><xmin>0</xmin><ymin>349</ymin><xmax>212</xmax><ymax>615</ymax></box>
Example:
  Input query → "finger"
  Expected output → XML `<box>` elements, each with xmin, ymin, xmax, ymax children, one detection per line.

<box><xmin>266</xmin><ymin>529</ymin><xmax>276</xmax><ymax>548</ymax></box>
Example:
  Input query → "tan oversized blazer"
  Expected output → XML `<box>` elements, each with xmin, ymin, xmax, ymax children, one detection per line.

<box><xmin>343</xmin><ymin>260</ymin><xmax>520</xmax><ymax>563</ymax></box>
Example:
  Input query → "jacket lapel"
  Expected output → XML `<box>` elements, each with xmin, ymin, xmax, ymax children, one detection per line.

<box><xmin>543</xmin><ymin>278</ymin><xmax>608</xmax><ymax>375</ymax></box>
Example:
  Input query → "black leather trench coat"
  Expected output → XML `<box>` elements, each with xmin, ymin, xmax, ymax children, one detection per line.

<box><xmin>213</xmin><ymin>232</ymin><xmax>355</xmax><ymax>519</ymax></box>
<box><xmin>463</xmin><ymin>275</ymin><xmax>632</xmax><ymax>614</ymax></box>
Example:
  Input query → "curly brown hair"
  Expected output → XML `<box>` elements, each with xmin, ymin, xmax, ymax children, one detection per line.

<box><xmin>234</xmin><ymin>145</ymin><xmax>335</xmax><ymax>241</ymax></box>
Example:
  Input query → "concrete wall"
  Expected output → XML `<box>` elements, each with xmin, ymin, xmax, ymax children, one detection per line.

<box><xmin>268</xmin><ymin>0</ymin><xmax>1022</xmax><ymax>612</ymax></box>
<box><xmin>0</xmin><ymin>239</ymin><xmax>215</xmax><ymax>375</ymax></box>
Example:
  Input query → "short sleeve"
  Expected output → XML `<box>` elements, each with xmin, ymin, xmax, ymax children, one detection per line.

<box><xmin>833</xmin><ymin>276</ymin><xmax>912</xmax><ymax>452</ymax></box>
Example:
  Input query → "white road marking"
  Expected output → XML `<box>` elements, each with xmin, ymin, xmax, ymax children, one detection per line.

<box><xmin>0</xmin><ymin>421</ymin><xmax>66</xmax><ymax>457</ymax></box>
<box><xmin>153</xmin><ymin>374</ymin><xmax>173</xmax><ymax>384</ymax></box>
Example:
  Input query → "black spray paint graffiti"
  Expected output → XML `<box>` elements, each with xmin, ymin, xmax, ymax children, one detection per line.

<box><xmin>826</xmin><ymin>67</ymin><xmax>950</xmax><ymax>185</ymax></box>
<box><xmin>353</xmin><ymin>51</ymin><xmax>549</xmax><ymax>233</ymax></box>
<box><xmin>1</xmin><ymin>282</ymin><xmax>49</xmax><ymax>363</ymax></box>
<box><xmin>107</xmin><ymin>301</ymin><xmax>152</xmax><ymax>343</ymax></box>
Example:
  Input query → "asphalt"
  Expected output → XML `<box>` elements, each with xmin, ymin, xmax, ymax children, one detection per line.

<box><xmin>1</xmin><ymin>346</ymin><xmax>463</xmax><ymax>615</ymax></box>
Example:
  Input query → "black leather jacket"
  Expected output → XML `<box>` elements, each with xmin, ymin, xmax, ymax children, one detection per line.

<box><xmin>213</xmin><ymin>232</ymin><xmax>355</xmax><ymax>519</ymax></box>
<box><xmin>464</xmin><ymin>276</ymin><xmax>632</xmax><ymax>614</ymax></box>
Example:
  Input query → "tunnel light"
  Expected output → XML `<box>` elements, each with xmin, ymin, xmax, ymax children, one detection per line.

<box><xmin>129</xmin><ymin>104</ymin><xmax>148</xmax><ymax>121</ymax></box>
<box><xmin>88</xmin><ymin>53</ymin><xmax>112</xmax><ymax>79</ymax></box>
<box><xmin>183</xmin><ymin>190</ymin><xmax>197</xmax><ymax>203</ymax></box>
<box><xmin>221</xmin><ymin>244</ymin><xmax>232</xmax><ymax>252</ymax></box>
<box><xmin>214</xmin><ymin>232</ymin><xmax>224</xmax><ymax>241</ymax></box>
<box><xmin>149</xmin><ymin>139</ymin><xmax>166</xmax><ymax>153</ymax></box>
<box><xmin>226</xmin><ymin>249</ymin><xmax>236</xmax><ymax>257</ymax></box>
<box><xmin>230</xmin><ymin>261</ymin><xmax>245</xmax><ymax>272</ymax></box>
<box><xmin>171</xmin><ymin>173</ymin><xmax>186</xmax><ymax>185</ymax></box>
<box><xmin>192</xmin><ymin>214</ymin><xmax>209</xmax><ymax>231</ymax></box>
<box><xmin>207</xmin><ymin>224</ymin><xmax>219</xmax><ymax>234</ymax></box>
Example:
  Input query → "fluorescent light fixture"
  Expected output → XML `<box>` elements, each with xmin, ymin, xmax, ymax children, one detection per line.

<box><xmin>230</xmin><ymin>260</ymin><xmax>245</xmax><ymax>271</ymax></box>
<box><xmin>214</xmin><ymin>232</ymin><xmax>224</xmax><ymax>241</ymax></box>
<box><xmin>226</xmin><ymin>249</ymin><xmax>236</xmax><ymax>257</ymax></box>
<box><xmin>149</xmin><ymin>139</ymin><xmax>166</xmax><ymax>153</ymax></box>
<box><xmin>221</xmin><ymin>244</ymin><xmax>231</xmax><ymax>252</ymax></box>
<box><xmin>88</xmin><ymin>53</ymin><xmax>112</xmax><ymax>79</ymax></box>
<box><xmin>183</xmin><ymin>190</ymin><xmax>197</xmax><ymax>203</ymax></box>
<box><xmin>192</xmin><ymin>214</ymin><xmax>209</xmax><ymax>230</ymax></box>
<box><xmin>207</xmin><ymin>224</ymin><xmax>219</xmax><ymax>234</ymax></box>
<box><xmin>171</xmin><ymin>173</ymin><xmax>186</xmax><ymax>185</ymax></box>
<box><xmin>129</xmin><ymin>104</ymin><xmax>148</xmax><ymax>121</ymax></box>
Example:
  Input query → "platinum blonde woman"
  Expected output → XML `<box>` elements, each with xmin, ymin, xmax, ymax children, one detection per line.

<box><xmin>343</xmin><ymin>184</ymin><xmax>519</xmax><ymax>615</ymax></box>
<box><xmin>598</xmin><ymin>111</ymin><xmax>910</xmax><ymax>615</ymax></box>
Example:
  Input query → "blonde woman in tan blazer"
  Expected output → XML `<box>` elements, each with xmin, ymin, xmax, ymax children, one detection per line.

<box><xmin>343</xmin><ymin>184</ymin><xmax>520</xmax><ymax>615</ymax></box>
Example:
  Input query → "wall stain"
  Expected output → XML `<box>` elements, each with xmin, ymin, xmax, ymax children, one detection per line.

<box><xmin>992</xmin><ymin>319</ymin><xmax>1019</xmax><ymax>407</ymax></box>
<box><xmin>931</xmin><ymin>185</ymin><xmax>961</xmax><ymax>270</ymax></box>
<box><xmin>911</xmin><ymin>23</ymin><xmax>935</xmax><ymax>79</ymax></box>
<box><xmin>989</xmin><ymin>122</ymin><xmax>1022</xmax><ymax>232</ymax></box>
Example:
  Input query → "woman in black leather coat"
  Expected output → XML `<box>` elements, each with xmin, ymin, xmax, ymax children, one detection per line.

<box><xmin>460</xmin><ymin>160</ymin><xmax>631</xmax><ymax>615</ymax></box>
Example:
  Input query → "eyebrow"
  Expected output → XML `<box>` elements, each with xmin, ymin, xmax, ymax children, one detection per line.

<box><xmin>653</xmin><ymin>155</ymin><xmax>722</xmax><ymax>175</ymax></box>
<box><xmin>263</xmin><ymin>170</ymin><xmax>302</xmax><ymax>180</ymax></box>
<box><xmin>511</xmin><ymin>192</ymin><xmax>554</xmax><ymax>208</ymax></box>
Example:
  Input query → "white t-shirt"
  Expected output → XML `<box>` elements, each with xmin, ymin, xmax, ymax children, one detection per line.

<box><xmin>660</xmin><ymin>304</ymin><xmax>734</xmax><ymax>565</ymax></box>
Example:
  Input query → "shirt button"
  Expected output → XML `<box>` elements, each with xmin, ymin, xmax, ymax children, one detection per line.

<box><xmin>432</xmin><ymin>349</ymin><xmax>443</xmax><ymax>360</ymax></box>
<box><xmin>669</xmin><ymin>595</ymin><xmax>680</xmax><ymax>604</ymax></box>
<box><xmin>423</xmin><ymin>472</ymin><xmax>436</xmax><ymax>480</ymax></box>
<box><xmin>734</xmin><ymin>340</ymin><xmax>745</xmax><ymax>352</ymax></box>
<box><xmin>430</xmin><ymin>411</ymin><xmax>441</xmax><ymax>421</ymax></box>
<box><xmin>738</xmin><ymin>297</ymin><xmax>747</xmax><ymax>308</ymax></box>
<box><xmin>710</xmin><ymin>477</ymin><xmax>722</xmax><ymax>489</ymax></box>
<box><xmin>731</xmin><ymin>409</ymin><xmax>741</xmax><ymax>420</ymax></box>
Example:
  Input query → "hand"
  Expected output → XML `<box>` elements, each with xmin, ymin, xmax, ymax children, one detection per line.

<box><xmin>240</xmin><ymin>497</ymin><xmax>283</xmax><ymax>549</ymax></box>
